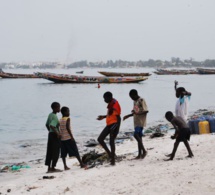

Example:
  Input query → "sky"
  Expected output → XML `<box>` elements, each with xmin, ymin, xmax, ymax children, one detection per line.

<box><xmin>0</xmin><ymin>0</ymin><xmax>215</xmax><ymax>63</ymax></box>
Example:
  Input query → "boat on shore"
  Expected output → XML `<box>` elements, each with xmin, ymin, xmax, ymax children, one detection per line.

<box><xmin>98</xmin><ymin>71</ymin><xmax>151</xmax><ymax>77</ymax></box>
<box><xmin>34</xmin><ymin>72</ymin><xmax>148</xmax><ymax>83</ymax></box>
<box><xmin>0</xmin><ymin>69</ymin><xmax>39</xmax><ymax>78</ymax></box>
<box><xmin>197</xmin><ymin>68</ymin><xmax>215</xmax><ymax>74</ymax></box>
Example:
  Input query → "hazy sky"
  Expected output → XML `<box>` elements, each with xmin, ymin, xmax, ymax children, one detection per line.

<box><xmin>0</xmin><ymin>0</ymin><xmax>215</xmax><ymax>63</ymax></box>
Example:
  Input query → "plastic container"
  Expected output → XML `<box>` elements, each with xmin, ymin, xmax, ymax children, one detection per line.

<box><xmin>188</xmin><ymin>120</ymin><xmax>196</xmax><ymax>134</ymax></box>
<box><xmin>194</xmin><ymin>118</ymin><xmax>204</xmax><ymax>134</ymax></box>
<box><xmin>206</xmin><ymin>117</ymin><xmax>215</xmax><ymax>133</ymax></box>
<box><xmin>198</xmin><ymin>121</ymin><xmax>210</xmax><ymax>134</ymax></box>
<box><xmin>12</xmin><ymin>165</ymin><xmax>21</xmax><ymax>171</ymax></box>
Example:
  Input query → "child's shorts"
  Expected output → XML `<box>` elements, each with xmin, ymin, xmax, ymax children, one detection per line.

<box><xmin>61</xmin><ymin>139</ymin><xmax>79</xmax><ymax>158</ymax></box>
<box><xmin>134</xmin><ymin>126</ymin><xmax>144</xmax><ymax>137</ymax></box>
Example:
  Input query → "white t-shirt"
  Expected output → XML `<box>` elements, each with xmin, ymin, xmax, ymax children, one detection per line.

<box><xmin>175</xmin><ymin>96</ymin><xmax>190</xmax><ymax>121</ymax></box>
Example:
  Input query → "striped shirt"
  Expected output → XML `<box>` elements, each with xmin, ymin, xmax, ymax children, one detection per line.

<box><xmin>60</xmin><ymin>117</ymin><xmax>72</xmax><ymax>141</ymax></box>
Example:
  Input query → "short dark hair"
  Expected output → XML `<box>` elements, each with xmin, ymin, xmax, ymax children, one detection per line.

<box><xmin>103</xmin><ymin>91</ymin><xmax>112</xmax><ymax>98</ymax></box>
<box><xmin>165</xmin><ymin>111</ymin><xmax>174</xmax><ymax>119</ymax></box>
<box><xmin>129</xmin><ymin>89</ymin><xmax>138</xmax><ymax>96</ymax></box>
<box><xmin>61</xmin><ymin>106</ymin><xmax>69</xmax><ymax>115</ymax></box>
<box><xmin>51</xmin><ymin>102</ymin><xmax>60</xmax><ymax>109</ymax></box>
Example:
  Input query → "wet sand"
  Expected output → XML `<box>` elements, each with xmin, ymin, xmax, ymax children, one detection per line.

<box><xmin>0</xmin><ymin>132</ymin><xmax>215</xmax><ymax>195</ymax></box>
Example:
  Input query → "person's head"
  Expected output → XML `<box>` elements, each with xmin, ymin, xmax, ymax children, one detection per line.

<box><xmin>129</xmin><ymin>89</ymin><xmax>139</xmax><ymax>100</ymax></box>
<box><xmin>51</xmin><ymin>102</ymin><xmax>60</xmax><ymax>113</ymax></box>
<box><xmin>61</xmin><ymin>106</ymin><xmax>70</xmax><ymax>117</ymax></box>
<box><xmin>103</xmin><ymin>91</ymin><xmax>113</xmax><ymax>103</ymax></box>
<box><xmin>165</xmin><ymin>111</ymin><xmax>174</xmax><ymax>122</ymax></box>
<box><xmin>176</xmin><ymin>87</ymin><xmax>186</xmax><ymax>98</ymax></box>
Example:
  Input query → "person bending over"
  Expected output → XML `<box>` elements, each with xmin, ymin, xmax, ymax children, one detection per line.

<box><xmin>164</xmin><ymin>111</ymin><xmax>194</xmax><ymax>161</ymax></box>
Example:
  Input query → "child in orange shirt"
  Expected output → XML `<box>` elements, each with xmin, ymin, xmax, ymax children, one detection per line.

<box><xmin>97</xmin><ymin>92</ymin><xmax>121</xmax><ymax>165</ymax></box>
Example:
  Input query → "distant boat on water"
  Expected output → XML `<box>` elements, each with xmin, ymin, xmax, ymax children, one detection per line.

<box><xmin>98</xmin><ymin>71</ymin><xmax>151</xmax><ymax>77</ymax></box>
<box><xmin>0</xmin><ymin>68</ymin><xmax>39</xmax><ymax>78</ymax></box>
<box><xmin>76</xmin><ymin>71</ymin><xmax>84</xmax><ymax>74</ymax></box>
<box><xmin>153</xmin><ymin>68</ymin><xmax>198</xmax><ymax>75</ymax></box>
<box><xmin>197</xmin><ymin>68</ymin><xmax>215</xmax><ymax>74</ymax></box>
<box><xmin>34</xmin><ymin>72</ymin><xmax>148</xmax><ymax>83</ymax></box>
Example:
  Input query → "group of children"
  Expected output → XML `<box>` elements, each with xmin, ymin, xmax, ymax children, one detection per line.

<box><xmin>45</xmin><ymin>81</ymin><xmax>194</xmax><ymax>172</ymax></box>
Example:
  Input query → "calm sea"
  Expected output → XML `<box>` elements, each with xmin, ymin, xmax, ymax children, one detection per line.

<box><xmin>0</xmin><ymin>68</ymin><xmax>215</xmax><ymax>163</ymax></box>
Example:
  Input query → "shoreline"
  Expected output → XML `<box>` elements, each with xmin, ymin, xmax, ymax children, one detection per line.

<box><xmin>1</xmin><ymin>108</ymin><xmax>215</xmax><ymax>194</ymax></box>
<box><xmin>0</xmin><ymin>132</ymin><xmax>215</xmax><ymax>195</ymax></box>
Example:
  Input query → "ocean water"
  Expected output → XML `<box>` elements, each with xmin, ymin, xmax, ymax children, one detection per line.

<box><xmin>0</xmin><ymin>68</ymin><xmax>215</xmax><ymax>163</ymax></box>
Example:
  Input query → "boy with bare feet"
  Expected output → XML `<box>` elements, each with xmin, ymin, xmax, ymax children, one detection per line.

<box><xmin>123</xmin><ymin>89</ymin><xmax>148</xmax><ymax>159</ymax></box>
<box><xmin>45</xmin><ymin>102</ymin><xmax>62</xmax><ymax>173</ymax></box>
<box><xmin>60</xmin><ymin>107</ymin><xmax>86</xmax><ymax>170</ymax></box>
<box><xmin>97</xmin><ymin>92</ymin><xmax>121</xmax><ymax>166</ymax></box>
<box><xmin>164</xmin><ymin>111</ymin><xmax>194</xmax><ymax>161</ymax></box>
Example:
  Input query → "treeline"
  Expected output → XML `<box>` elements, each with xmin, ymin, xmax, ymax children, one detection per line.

<box><xmin>1</xmin><ymin>58</ymin><xmax>215</xmax><ymax>69</ymax></box>
<box><xmin>67</xmin><ymin>58</ymin><xmax>215</xmax><ymax>68</ymax></box>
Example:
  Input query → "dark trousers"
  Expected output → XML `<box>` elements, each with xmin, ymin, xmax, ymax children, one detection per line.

<box><xmin>45</xmin><ymin>132</ymin><xmax>61</xmax><ymax>168</ymax></box>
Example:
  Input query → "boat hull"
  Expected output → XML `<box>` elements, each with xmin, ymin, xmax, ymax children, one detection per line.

<box><xmin>35</xmin><ymin>72</ymin><xmax>148</xmax><ymax>83</ymax></box>
<box><xmin>98</xmin><ymin>71</ymin><xmax>151</xmax><ymax>77</ymax></box>
<box><xmin>197</xmin><ymin>68</ymin><xmax>215</xmax><ymax>74</ymax></box>
<box><xmin>0</xmin><ymin>69</ymin><xmax>39</xmax><ymax>78</ymax></box>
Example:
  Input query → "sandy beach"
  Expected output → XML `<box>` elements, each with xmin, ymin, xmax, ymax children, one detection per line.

<box><xmin>1</xmin><ymin>131</ymin><xmax>215</xmax><ymax>195</ymax></box>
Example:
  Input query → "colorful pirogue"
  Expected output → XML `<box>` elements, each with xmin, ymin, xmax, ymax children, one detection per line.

<box><xmin>0</xmin><ymin>69</ymin><xmax>39</xmax><ymax>78</ymax></box>
<box><xmin>34</xmin><ymin>72</ymin><xmax>148</xmax><ymax>83</ymax></box>
<box><xmin>98</xmin><ymin>71</ymin><xmax>151</xmax><ymax>77</ymax></box>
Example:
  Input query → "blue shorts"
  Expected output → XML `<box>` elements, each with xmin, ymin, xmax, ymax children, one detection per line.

<box><xmin>134</xmin><ymin>127</ymin><xmax>144</xmax><ymax>137</ymax></box>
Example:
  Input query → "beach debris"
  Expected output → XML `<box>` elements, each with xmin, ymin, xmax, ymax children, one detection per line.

<box><xmin>105</xmin><ymin>131</ymin><xmax>134</xmax><ymax>143</ymax></box>
<box><xmin>82</xmin><ymin>150</ymin><xmax>105</xmax><ymax>165</ymax></box>
<box><xmin>29</xmin><ymin>158</ymin><xmax>43</xmax><ymax>164</ymax></box>
<box><xmin>64</xmin><ymin>187</ymin><xmax>70</xmax><ymax>193</ymax></box>
<box><xmin>81</xmin><ymin>150</ymin><xmax>126</xmax><ymax>168</ymax></box>
<box><xmin>7</xmin><ymin>189</ymin><xmax>11</xmax><ymax>193</ymax></box>
<box><xmin>84</xmin><ymin>139</ymin><xmax>99</xmax><ymax>147</ymax></box>
<box><xmin>26</xmin><ymin>186</ymin><xmax>38</xmax><ymax>192</ymax></box>
<box><xmin>0</xmin><ymin>163</ymin><xmax>30</xmax><ymax>172</ymax></box>
<box><xmin>20</xmin><ymin>144</ymin><xmax>31</xmax><ymax>148</ymax></box>
<box><xmin>43</xmin><ymin>176</ymin><xmax>55</xmax><ymax>179</ymax></box>
<box><xmin>189</xmin><ymin>109</ymin><xmax>215</xmax><ymax>120</ymax></box>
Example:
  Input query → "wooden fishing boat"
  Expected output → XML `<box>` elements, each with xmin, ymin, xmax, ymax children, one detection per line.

<box><xmin>0</xmin><ymin>69</ymin><xmax>39</xmax><ymax>78</ymax></box>
<box><xmin>76</xmin><ymin>71</ymin><xmax>84</xmax><ymax>74</ymax></box>
<box><xmin>34</xmin><ymin>72</ymin><xmax>148</xmax><ymax>83</ymax></box>
<box><xmin>197</xmin><ymin>68</ymin><xmax>215</xmax><ymax>74</ymax></box>
<box><xmin>98</xmin><ymin>71</ymin><xmax>151</xmax><ymax>77</ymax></box>
<box><xmin>153</xmin><ymin>69</ymin><xmax>198</xmax><ymax>75</ymax></box>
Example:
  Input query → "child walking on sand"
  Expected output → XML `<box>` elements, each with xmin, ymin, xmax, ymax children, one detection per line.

<box><xmin>59</xmin><ymin>107</ymin><xmax>86</xmax><ymax>170</ymax></box>
<box><xmin>123</xmin><ymin>89</ymin><xmax>148</xmax><ymax>159</ymax></box>
<box><xmin>97</xmin><ymin>91</ymin><xmax>121</xmax><ymax>165</ymax></box>
<box><xmin>45</xmin><ymin>102</ymin><xmax>62</xmax><ymax>173</ymax></box>
<box><xmin>164</xmin><ymin>111</ymin><xmax>194</xmax><ymax>161</ymax></box>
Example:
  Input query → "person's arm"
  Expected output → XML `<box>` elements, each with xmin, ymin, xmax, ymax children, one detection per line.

<box><xmin>46</xmin><ymin>124</ymin><xmax>50</xmax><ymax>131</ymax></box>
<box><xmin>182</xmin><ymin>91</ymin><xmax>191</xmax><ymax>96</ymax></box>
<box><xmin>174</xmin><ymin>80</ymin><xmax>178</xmax><ymax>91</ymax></box>
<box><xmin>50</xmin><ymin>125</ymin><xmax>61</xmax><ymax>137</ymax></box>
<box><xmin>97</xmin><ymin>115</ymin><xmax>106</xmax><ymax>120</ymax></box>
<box><xmin>66</xmin><ymin>118</ymin><xmax>74</xmax><ymax>140</ymax></box>
<box><xmin>171</xmin><ymin>121</ymin><xmax>179</xmax><ymax>139</ymax></box>
<box><xmin>132</xmin><ymin>110</ymin><xmax>148</xmax><ymax>115</ymax></box>
<box><xmin>45</xmin><ymin>117</ymin><xmax>50</xmax><ymax>131</ymax></box>
<box><xmin>123</xmin><ymin>113</ymin><xmax>133</xmax><ymax>120</ymax></box>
